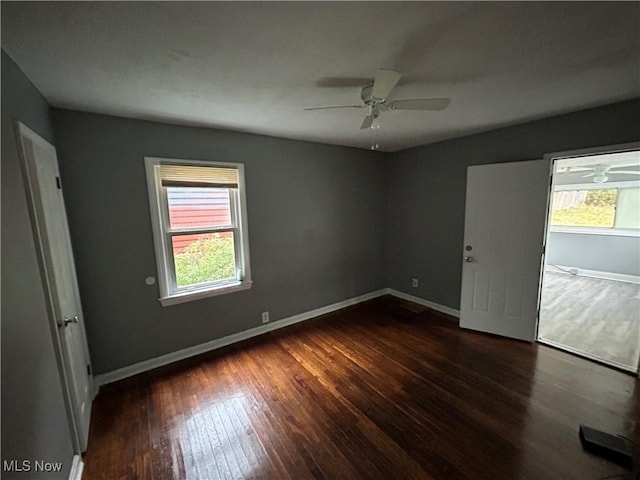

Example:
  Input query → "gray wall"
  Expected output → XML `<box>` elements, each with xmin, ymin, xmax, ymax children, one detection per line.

<box><xmin>1</xmin><ymin>51</ymin><xmax>75</xmax><ymax>479</ymax></box>
<box><xmin>51</xmin><ymin>110</ymin><xmax>388</xmax><ymax>374</ymax></box>
<box><xmin>387</xmin><ymin>99</ymin><xmax>640</xmax><ymax>310</ymax></box>
<box><xmin>547</xmin><ymin>232</ymin><xmax>640</xmax><ymax>277</ymax></box>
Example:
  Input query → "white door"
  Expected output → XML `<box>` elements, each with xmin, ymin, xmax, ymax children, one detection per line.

<box><xmin>17</xmin><ymin>122</ymin><xmax>93</xmax><ymax>451</ymax></box>
<box><xmin>459</xmin><ymin>159</ymin><xmax>551</xmax><ymax>341</ymax></box>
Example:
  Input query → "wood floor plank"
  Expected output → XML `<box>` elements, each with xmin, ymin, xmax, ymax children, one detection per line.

<box><xmin>82</xmin><ymin>297</ymin><xmax>639</xmax><ymax>479</ymax></box>
<box><xmin>248</xmin><ymin>343</ymin><xmax>367</xmax><ymax>480</ymax></box>
<box><xmin>233</xmin><ymin>347</ymin><xmax>322</xmax><ymax>480</ymax></box>
<box><xmin>222</xmin><ymin>355</ymin><xmax>299</xmax><ymax>480</ymax></box>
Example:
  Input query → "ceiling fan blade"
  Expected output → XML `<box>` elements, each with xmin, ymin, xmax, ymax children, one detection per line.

<box><xmin>388</xmin><ymin>98</ymin><xmax>451</xmax><ymax>111</ymax></box>
<box><xmin>608</xmin><ymin>170</ymin><xmax>640</xmax><ymax>174</ymax></box>
<box><xmin>316</xmin><ymin>77</ymin><xmax>372</xmax><ymax>88</ymax></box>
<box><xmin>360</xmin><ymin>115</ymin><xmax>373</xmax><ymax>130</ymax></box>
<box><xmin>371</xmin><ymin>69</ymin><xmax>401</xmax><ymax>99</ymax></box>
<box><xmin>563</xmin><ymin>170</ymin><xmax>592</xmax><ymax>175</ymax></box>
<box><xmin>304</xmin><ymin>105</ymin><xmax>364</xmax><ymax>111</ymax></box>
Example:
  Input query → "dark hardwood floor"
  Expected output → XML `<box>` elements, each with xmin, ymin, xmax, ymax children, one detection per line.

<box><xmin>83</xmin><ymin>297</ymin><xmax>639</xmax><ymax>480</ymax></box>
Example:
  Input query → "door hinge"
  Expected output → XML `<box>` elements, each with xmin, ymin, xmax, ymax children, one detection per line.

<box><xmin>56</xmin><ymin>176</ymin><xmax>61</xmax><ymax>189</ymax></box>
<box><xmin>87</xmin><ymin>364</ymin><xmax>92</xmax><ymax>376</ymax></box>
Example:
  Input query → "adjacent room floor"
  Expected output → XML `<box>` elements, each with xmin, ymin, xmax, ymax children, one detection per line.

<box><xmin>83</xmin><ymin>297</ymin><xmax>639</xmax><ymax>479</ymax></box>
<box><xmin>538</xmin><ymin>267</ymin><xmax>640</xmax><ymax>372</ymax></box>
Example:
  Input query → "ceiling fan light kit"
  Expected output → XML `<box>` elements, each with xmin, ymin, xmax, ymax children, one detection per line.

<box><xmin>593</xmin><ymin>175</ymin><xmax>608</xmax><ymax>184</ymax></box>
<box><xmin>305</xmin><ymin>68</ymin><xmax>452</xmax><ymax>149</ymax></box>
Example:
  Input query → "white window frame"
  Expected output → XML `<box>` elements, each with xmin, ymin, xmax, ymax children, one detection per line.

<box><xmin>549</xmin><ymin>180</ymin><xmax>640</xmax><ymax>238</ymax></box>
<box><xmin>145</xmin><ymin>157</ymin><xmax>252</xmax><ymax>306</ymax></box>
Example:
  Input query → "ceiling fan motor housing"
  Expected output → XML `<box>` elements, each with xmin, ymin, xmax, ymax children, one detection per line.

<box><xmin>361</xmin><ymin>82</ymin><xmax>384</xmax><ymax>118</ymax></box>
<box><xmin>361</xmin><ymin>82</ymin><xmax>384</xmax><ymax>105</ymax></box>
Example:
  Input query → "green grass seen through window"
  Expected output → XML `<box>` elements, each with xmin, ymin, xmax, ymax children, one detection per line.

<box><xmin>551</xmin><ymin>204</ymin><xmax>615</xmax><ymax>227</ymax></box>
<box><xmin>551</xmin><ymin>189</ymin><xmax>616</xmax><ymax>228</ymax></box>
<box><xmin>174</xmin><ymin>234</ymin><xmax>236</xmax><ymax>287</ymax></box>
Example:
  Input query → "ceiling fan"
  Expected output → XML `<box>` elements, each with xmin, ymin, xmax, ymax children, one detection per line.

<box><xmin>559</xmin><ymin>164</ymin><xmax>640</xmax><ymax>183</ymax></box>
<box><xmin>304</xmin><ymin>69</ymin><xmax>451</xmax><ymax>130</ymax></box>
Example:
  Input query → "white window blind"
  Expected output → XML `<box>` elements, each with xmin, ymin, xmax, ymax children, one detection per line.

<box><xmin>160</xmin><ymin>164</ymin><xmax>239</xmax><ymax>188</ymax></box>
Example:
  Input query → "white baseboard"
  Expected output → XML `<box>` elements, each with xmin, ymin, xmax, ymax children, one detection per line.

<box><xmin>95</xmin><ymin>289</ymin><xmax>388</xmax><ymax>386</ymax></box>
<box><xmin>68</xmin><ymin>455</ymin><xmax>83</xmax><ymax>480</ymax></box>
<box><xmin>95</xmin><ymin>288</ymin><xmax>462</xmax><ymax>387</ymax></box>
<box><xmin>387</xmin><ymin>289</ymin><xmax>460</xmax><ymax>319</ymax></box>
<box><xmin>551</xmin><ymin>264</ymin><xmax>640</xmax><ymax>284</ymax></box>
<box><xmin>387</xmin><ymin>288</ymin><xmax>460</xmax><ymax>318</ymax></box>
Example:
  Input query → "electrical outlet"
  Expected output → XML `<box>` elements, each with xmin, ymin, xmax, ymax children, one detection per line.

<box><xmin>261</xmin><ymin>311</ymin><xmax>270</xmax><ymax>324</ymax></box>
<box><xmin>412</xmin><ymin>278</ymin><xmax>419</xmax><ymax>288</ymax></box>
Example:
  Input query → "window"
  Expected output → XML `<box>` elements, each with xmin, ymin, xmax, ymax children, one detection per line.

<box><xmin>615</xmin><ymin>187</ymin><xmax>640</xmax><ymax>229</ymax></box>
<box><xmin>145</xmin><ymin>158</ymin><xmax>251</xmax><ymax>306</ymax></box>
<box><xmin>550</xmin><ymin>186</ymin><xmax>640</xmax><ymax>231</ymax></box>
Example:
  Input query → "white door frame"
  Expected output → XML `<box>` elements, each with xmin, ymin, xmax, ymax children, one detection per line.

<box><xmin>540</xmin><ymin>141</ymin><xmax>640</xmax><ymax>374</ymax></box>
<box><xmin>14</xmin><ymin>121</ymin><xmax>95</xmax><ymax>453</ymax></box>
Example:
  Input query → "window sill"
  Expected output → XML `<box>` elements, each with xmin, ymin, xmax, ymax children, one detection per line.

<box><xmin>159</xmin><ymin>280</ymin><xmax>253</xmax><ymax>307</ymax></box>
<box><xmin>549</xmin><ymin>226</ymin><xmax>640</xmax><ymax>238</ymax></box>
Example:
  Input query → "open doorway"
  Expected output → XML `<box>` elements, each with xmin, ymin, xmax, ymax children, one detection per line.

<box><xmin>538</xmin><ymin>149</ymin><xmax>640</xmax><ymax>373</ymax></box>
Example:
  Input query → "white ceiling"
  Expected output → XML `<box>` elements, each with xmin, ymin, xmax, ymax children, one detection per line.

<box><xmin>2</xmin><ymin>2</ymin><xmax>639</xmax><ymax>152</ymax></box>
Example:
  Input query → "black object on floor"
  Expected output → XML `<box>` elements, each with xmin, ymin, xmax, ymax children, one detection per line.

<box><xmin>579</xmin><ymin>425</ymin><xmax>634</xmax><ymax>468</ymax></box>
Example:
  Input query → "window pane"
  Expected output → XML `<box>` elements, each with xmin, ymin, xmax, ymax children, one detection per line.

<box><xmin>551</xmin><ymin>189</ymin><xmax>617</xmax><ymax>228</ymax></box>
<box><xmin>615</xmin><ymin>187</ymin><xmax>640</xmax><ymax>229</ymax></box>
<box><xmin>167</xmin><ymin>187</ymin><xmax>231</xmax><ymax>229</ymax></box>
<box><xmin>172</xmin><ymin>232</ymin><xmax>236</xmax><ymax>287</ymax></box>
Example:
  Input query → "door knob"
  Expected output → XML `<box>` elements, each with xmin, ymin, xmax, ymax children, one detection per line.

<box><xmin>58</xmin><ymin>315</ymin><xmax>79</xmax><ymax>328</ymax></box>
<box><xmin>464</xmin><ymin>256</ymin><xmax>474</xmax><ymax>263</ymax></box>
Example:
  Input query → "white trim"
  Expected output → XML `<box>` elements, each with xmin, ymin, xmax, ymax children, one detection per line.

<box><xmin>387</xmin><ymin>289</ymin><xmax>460</xmax><ymax>319</ymax></box>
<box><xmin>544</xmin><ymin>142</ymin><xmax>640</xmax><ymax>163</ymax></box>
<box><xmin>554</xmin><ymin>180</ymin><xmax>640</xmax><ymax>191</ymax></box>
<box><xmin>549</xmin><ymin>265</ymin><xmax>640</xmax><ymax>284</ymax></box>
<box><xmin>145</xmin><ymin>158</ymin><xmax>171</xmax><ymax>296</ymax></box>
<box><xmin>68</xmin><ymin>455</ymin><xmax>84</xmax><ymax>480</ymax></box>
<box><xmin>160</xmin><ymin>279</ymin><xmax>253</xmax><ymax>306</ymax></box>
<box><xmin>549</xmin><ymin>226</ymin><xmax>640</xmax><ymax>237</ymax></box>
<box><xmin>95</xmin><ymin>289</ymin><xmax>388</xmax><ymax>386</ymax></box>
